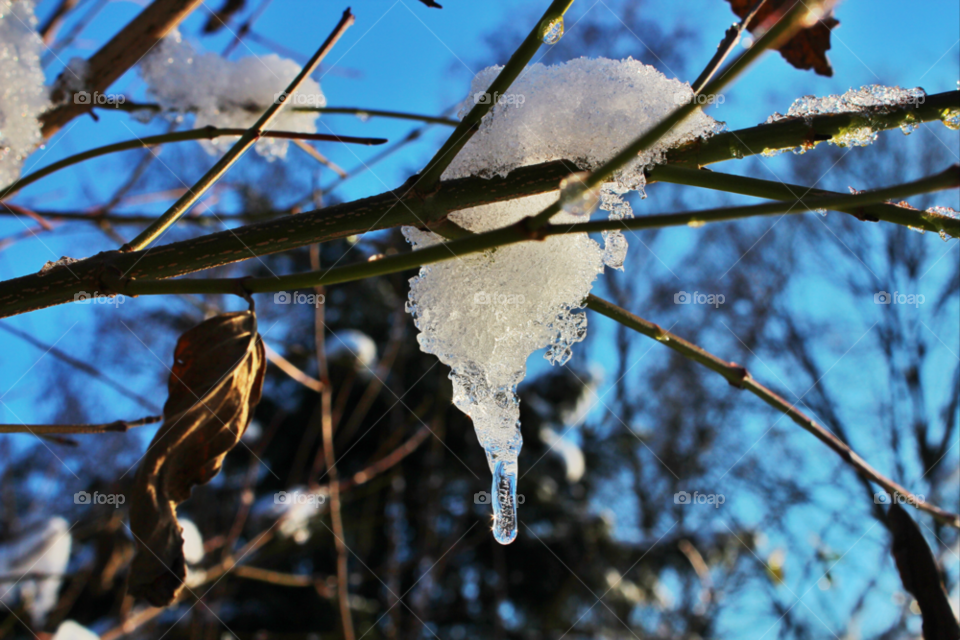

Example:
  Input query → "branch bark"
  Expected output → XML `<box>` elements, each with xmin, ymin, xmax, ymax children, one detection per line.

<box><xmin>42</xmin><ymin>0</ymin><xmax>205</xmax><ymax>138</ymax></box>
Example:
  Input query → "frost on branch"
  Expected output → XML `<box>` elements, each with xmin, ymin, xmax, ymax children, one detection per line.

<box><xmin>404</xmin><ymin>58</ymin><xmax>721</xmax><ymax>544</ymax></box>
<box><xmin>0</xmin><ymin>0</ymin><xmax>50</xmax><ymax>187</ymax></box>
<box><xmin>139</xmin><ymin>32</ymin><xmax>326</xmax><ymax>160</ymax></box>
<box><xmin>764</xmin><ymin>84</ymin><xmax>929</xmax><ymax>153</ymax></box>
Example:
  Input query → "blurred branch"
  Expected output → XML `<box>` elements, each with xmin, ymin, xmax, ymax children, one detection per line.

<box><xmin>0</xmin><ymin>323</ymin><xmax>161</xmax><ymax>412</ymax></box>
<box><xmin>37</xmin><ymin>0</ymin><xmax>80</xmax><ymax>43</ymax></box>
<box><xmin>292</xmin><ymin>140</ymin><xmax>348</xmax><ymax>178</ymax></box>
<box><xmin>0</xmin><ymin>416</ymin><xmax>160</xmax><ymax>434</ymax></box>
<box><xmin>650</xmin><ymin>165</ymin><xmax>960</xmax><ymax>237</ymax></box>
<box><xmin>42</xmin><ymin>0</ymin><xmax>205</xmax><ymax>138</ymax></box>
<box><xmin>263</xmin><ymin>342</ymin><xmax>324</xmax><ymax>393</ymax></box>
<box><xmin>123</xmin><ymin>8</ymin><xmax>357</xmax><ymax>252</ymax></box>
<box><xmin>585</xmin><ymin>294</ymin><xmax>960</xmax><ymax>530</ymax></box>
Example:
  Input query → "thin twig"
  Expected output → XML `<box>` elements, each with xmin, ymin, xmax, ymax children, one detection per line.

<box><xmin>650</xmin><ymin>165</ymin><xmax>960</xmax><ymax>236</ymax></box>
<box><xmin>0</xmin><ymin>416</ymin><xmax>160</xmax><ymax>434</ymax></box>
<box><xmin>0</xmin><ymin>127</ymin><xmax>383</xmax><ymax>202</ymax></box>
<box><xmin>123</xmin><ymin>8</ymin><xmax>356</xmax><ymax>252</ymax></box>
<box><xmin>0</xmin><ymin>323</ymin><xmax>161</xmax><ymax>412</ymax></box>
<box><xmin>691</xmin><ymin>0</ymin><xmax>768</xmax><ymax>93</ymax></box>
<box><xmin>263</xmin><ymin>342</ymin><xmax>324</xmax><ymax>392</ymax></box>
<box><xmin>292</xmin><ymin>139</ymin><xmax>348</xmax><ymax>178</ymax></box>
<box><xmin>584</xmin><ymin>294</ymin><xmax>960</xmax><ymax>530</ymax></box>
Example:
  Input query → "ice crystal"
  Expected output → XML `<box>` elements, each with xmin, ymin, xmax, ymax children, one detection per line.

<box><xmin>406</xmin><ymin>58</ymin><xmax>721</xmax><ymax>544</ymax></box>
<box><xmin>765</xmin><ymin>85</ymin><xmax>927</xmax><ymax>150</ymax></box>
<box><xmin>139</xmin><ymin>31</ymin><xmax>325</xmax><ymax>160</ymax></box>
<box><xmin>0</xmin><ymin>0</ymin><xmax>50</xmax><ymax>187</ymax></box>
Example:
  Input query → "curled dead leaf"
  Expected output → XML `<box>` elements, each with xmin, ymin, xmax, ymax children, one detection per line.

<box><xmin>888</xmin><ymin>503</ymin><xmax>960</xmax><ymax>640</ymax></box>
<box><xmin>128</xmin><ymin>310</ymin><xmax>265</xmax><ymax>606</ymax></box>
<box><xmin>726</xmin><ymin>0</ymin><xmax>840</xmax><ymax>77</ymax></box>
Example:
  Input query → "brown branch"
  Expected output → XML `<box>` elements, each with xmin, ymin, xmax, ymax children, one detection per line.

<box><xmin>0</xmin><ymin>416</ymin><xmax>160</xmax><ymax>434</ymax></box>
<box><xmin>263</xmin><ymin>342</ymin><xmax>324</xmax><ymax>393</ymax></box>
<box><xmin>38</xmin><ymin>0</ymin><xmax>81</xmax><ymax>43</ymax></box>
<box><xmin>337</xmin><ymin>424</ymin><xmax>431</xmax><ymax>492</ymax></box>
<box><xmin>585</xmin><ymin>294</ymin><xmax>960</xmax><ymax>530</ymax></box>
<box><xmin>43</xmin><ymin>0</ymin><xmax>205</xmax><ymax>138</ymax></box>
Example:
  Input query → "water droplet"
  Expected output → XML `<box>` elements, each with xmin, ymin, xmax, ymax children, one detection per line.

<box><xmin>601</xmin><ymin>230</ymin><xmax>627</xmax><ymax>269</ymax></box>
<box><xmin>559</xmin><ymin>171</ymin><xmax>600</xmax><ymax>217</ymax></box>
<box><xmin>356</xmin><ymin>111</ymin><xmax>370</xmax><ymax>123</ymax></box>
<box><xmin>908</xmin><ymin>226</ymin><xmax>926</xmax><ymax>235</ymax></box>
<box><xmin>814</xmin><ymin>208</ymin><xmax>827</xmax><ymax>217</ymax></box>
<box><xmin>899</xmin><ymin>121</ymin><xmax>918</xmax><ymax>135</ymax></box>
<box><xmin>540</xmin><ymin>16</ymin><xmax>564</xmax><ymax>45</ymax></box>
<box><xmin>728</xmin><ymin>143</ymin><xmax>743</xmax><ymax>159</ymax></box>
<box><xmin>939</xmin><ymin>230</ymin><xmax>949</xmax><ymax>241</ymax></box>
<box><xmin>941</xmin><ymin>108</ymin><xmax>960</xmax><ymax>130</ymax></box>
<box><xmin>687</xmin><ymin>219</ymin><xmax>706</xmax><ymax>228</ymax></box>
<box><xmin>491</xmin><ymin>460</ymin><xmax>518</xmax><ymax>545</ymax></box>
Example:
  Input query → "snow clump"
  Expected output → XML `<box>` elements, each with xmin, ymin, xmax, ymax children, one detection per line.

<box><xmin>404</xmin><ymin>57</ymin><xmax>722</xmax><ymax>544</ymax></box>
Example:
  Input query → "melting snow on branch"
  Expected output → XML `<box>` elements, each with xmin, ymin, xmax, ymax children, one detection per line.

<box><xmin>404</xmin><ymin>58</ymin><xmax>721</xmax><ymax>544</ymax></box>
<box><xmin>764</xmin><ymin>84</ymin><xmax>930</xmax><ymax>152</ymax></box>
<box><xmin>0</xmin><ymin>0</ymin><xmax>50</xmax><ymax>187</ymax></box>
<box><xmin>139</xmin><ymin>31</ymin><xmax>326</xmax><ymax>160</ymax></box>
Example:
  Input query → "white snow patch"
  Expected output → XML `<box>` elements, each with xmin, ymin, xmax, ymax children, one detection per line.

<box><xmin>139</xmin><ymin>31</ymin><xmax>325</xmax><ymax>160</ymax></box>
<box><xmin>0</xmin><ymin>0</ymin><xmax>50</xmax><ymax>188</ymax></box>
<box><xmin>0</xmin><ymin>516</ymin><xmax>72</xmax><ymax>623</ymax></box>
<box><xmin>405</xmin><ymin>58</ymin><xmax>721</xmax><ymax>543</ymax></box>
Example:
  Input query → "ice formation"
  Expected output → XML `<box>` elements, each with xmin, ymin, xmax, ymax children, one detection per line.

<box><xmin>405</xmin><ymin>58</ymin><xmax>721</xmax><ymax>544</ymax></box>
<box><xmin>0</xmin><ymin>0</ymin><xmax>50</xmax><ymax>187</ymax></box>
<box><xmin>139</xmin><ymin>31</ymin><xmax>325</xmax><ymax>160</ymax></box>
<box><xmin>763</xmin><ymin>85</ymin><xmax>928</xmax><ymax>152</ymax></box>
<box><xmin>0</xmin><ymin>517</ymin><xmax>72</xmax><ymax>623</ymax></box>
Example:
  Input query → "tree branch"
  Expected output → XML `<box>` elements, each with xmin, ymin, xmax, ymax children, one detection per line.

<box><xmin>649</xmin><ymin>165</ymin><xmax>960</xmax><ymax>237</ymax></box>
<box><xmin>584</xmin><ymin>294</ymin><xmax>960</xmax><ymax>530</ymax></box>
<box><xmin>0</xmin><ymin>416</ymin><xmax>160</xmax><ymax>434</ymax></box>
<box><xmin>42</xmin><ymin>0</ymin><xmax>205</xmax><ymax>138</ymax></box>
<box><xmin>1</xmin><ymin>128</ymin><xmax>385</xmax><ymax>202</ymax></box>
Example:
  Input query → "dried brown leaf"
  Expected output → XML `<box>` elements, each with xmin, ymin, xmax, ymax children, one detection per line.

<box><xmin>888</xmin><ymin>503</ymin><xmax>960</xmax><ymax>640</ymax></box>
<box><xmin>726</xmin><ymin>0</ymin><xmax>839</xmax><ymax>77</ymax></box>
<box><xmin>128</xmin><ymin>311</ymin><xmax>265</xmax><ymax>606</ymax></box>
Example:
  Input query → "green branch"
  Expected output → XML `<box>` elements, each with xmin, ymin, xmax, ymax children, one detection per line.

<box><xmin>0</xmin><ymin>128</ymin><xmax>385</xmax><ymax>201</ymax></box>
<box><xmin>650</xmin><ymin>165</ymin><xmax>960</xmax><ymax>238</ymax></box>
<box><xmin>666</xmin><ymin>90</ymin><xmax>960</xmax><ymax>167</ymax></box>
<box><xmin>100</xmin><ymin>165</ymin><xmax>956</xmax><ymax>299</ymax></box>
<box><xmin>584</xmin><ymin>294</ymin><xmax>960</xmax><ymax>530</ymax></box>
<box><xmin>123</xmin><ymin>8</ymin><xmax>356</xmax><ymax>252</ymax></box>
<box><xmin>415</xmin><ymin>0</ymin><xmax>576</xmax><ymax>190</ymax></box>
